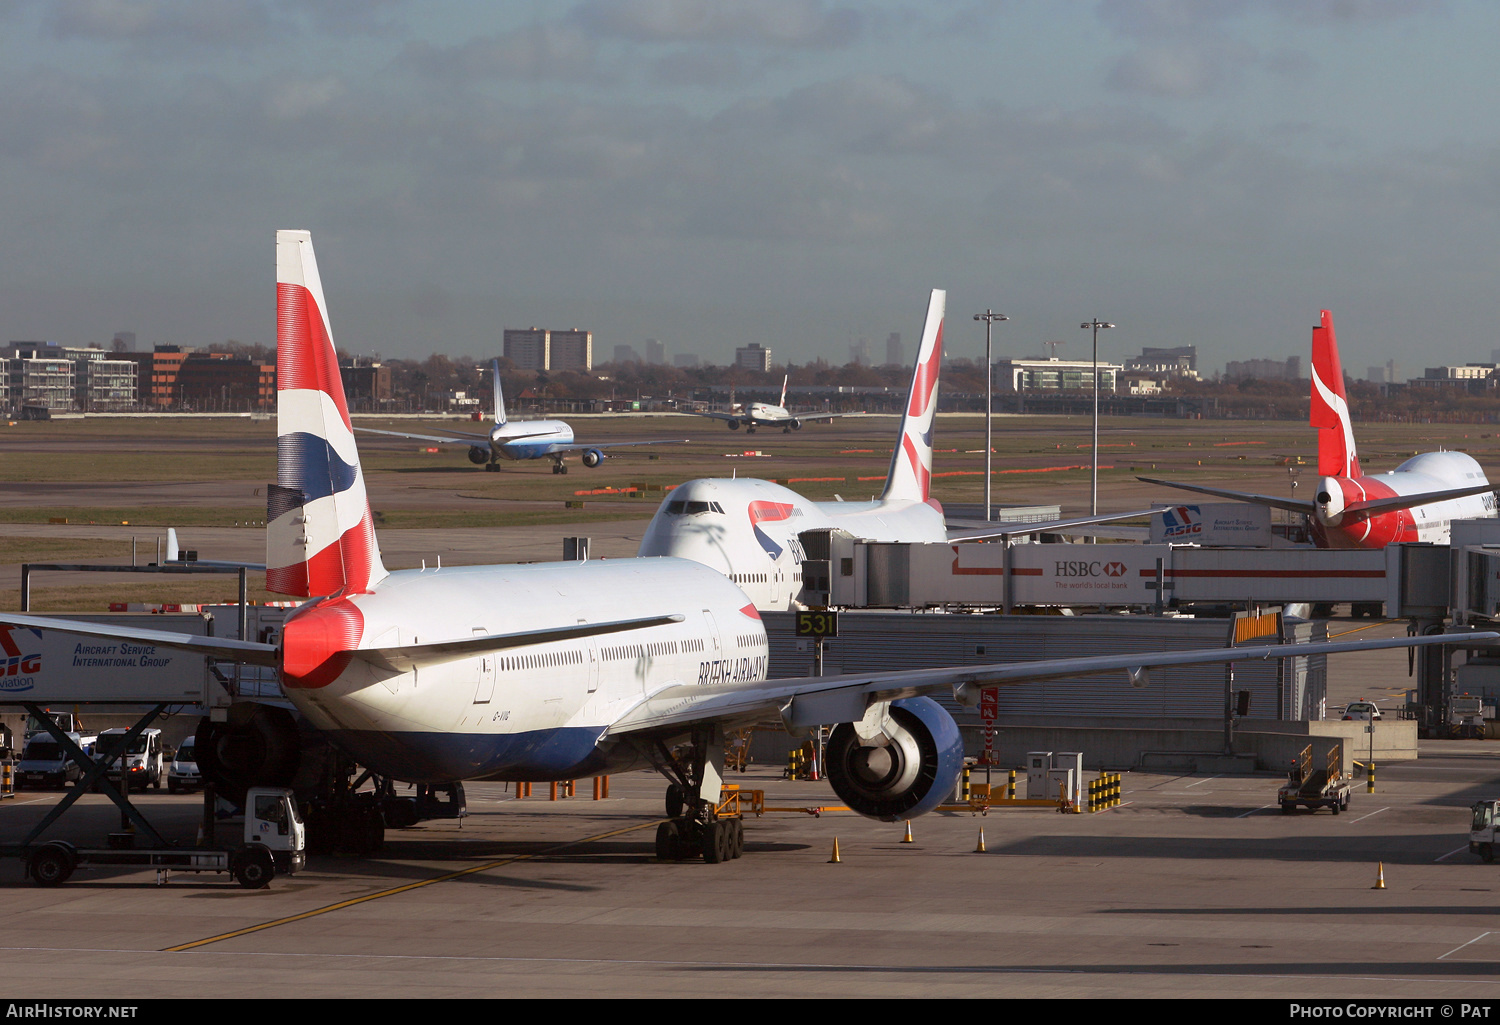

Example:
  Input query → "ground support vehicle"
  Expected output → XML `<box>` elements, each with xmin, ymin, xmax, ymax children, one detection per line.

<box><xmin>1469</xmin><ymin>800</ymin><xmax>1500</xmax><ymax>862</ymax></box>
<box><xmin>21</xmin><ymin>786</ymin><xmax>304</xmax><ymax>889</ymax></box>
<box><xmin>94</xmin><ymin>727</ymin><xmax>164</xmax><ymax>792</ymax></box>
<box><xmin>15</xmin><ymin>732</ymin><xmax>95</xmax><ymax>789</ymax></box>
<box><xmin>1278</xmin><ymin>743</ymin><xmax>1351</xmax><ymax>814</ymax></box>
<box><xmin>166</xmin><ymin>736</ymin><xmax>202</xmax><ymax>794</ymax></box>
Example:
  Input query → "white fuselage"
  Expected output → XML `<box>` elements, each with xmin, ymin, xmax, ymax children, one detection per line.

<box><xmin>282</xmin><ymin>557</ymin><xmax>767</xmax><ymax>782</ymax></box>
<box><xmin>490</xmin><ymin>419</ymin><xmax>574</xmax><ymax>461</ymax></box>
<box><xmin>1314</xmin><ymin>450</ymin><xmax>1496</xmax><ymax>548</ymax></box>
<box><xmin>637</xmin><ymin>478</ymin><xmax>948</xmax><ymax>610</ymax></box>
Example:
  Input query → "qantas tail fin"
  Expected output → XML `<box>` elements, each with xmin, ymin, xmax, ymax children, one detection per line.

<box><xmin>1310</xmin><ymin>309</ymin><xmax>1360</xmax><ymax>478</ymax></box>
<box><xmin>881</xmin><ymin>289</ymin><xmax>946</xmax><ymax>503</ymax></box>
<box><xmin>267</xmin><ymin>230</ymin><xmax>387</xmax><ymax>598</ymax></box>
<box><xmin>492</xmin><ymin>358</ymin><xmax>508</xmax><ymax>426</ymax></box>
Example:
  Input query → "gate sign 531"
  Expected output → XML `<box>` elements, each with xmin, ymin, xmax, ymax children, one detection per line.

<box><xmin>794</xmin><ymin>610</ymin><xmax>839</xmax><ymax>639</ymax></box>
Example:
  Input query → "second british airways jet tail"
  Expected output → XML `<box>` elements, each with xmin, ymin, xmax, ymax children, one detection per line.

<box><xmin>639</xmin><ymin>290</ymin><xmax>949</xmax><ymax>608</ymax></box>
<box><xmin>359</xmin><ymin>359</ymin><xmax>687</xmax><ymax>474</ymax></box>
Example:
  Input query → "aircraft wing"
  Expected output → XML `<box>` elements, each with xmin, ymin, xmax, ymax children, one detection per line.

<box><xmin>1136</xmin><ymin>476</ymin><xmax>1314</xmax><ymax>514</ymax></box>
<box><xmin>1342</xmin><ymin>482</ymin><xmax>1500</xmax><ymax>517</ymax></box>
<box><xmin>690</xmin><ymin>412</ymin><xmax>741</xmax><ymax>423</ymax></box>
<box><xmin>946</xmin><ymin>507</ymin><xmax>1165</xmax><ymax>542</ymax></box>
<box><xmin>545</xmin><ymin>439</ymin><xmax>691</xmax><ymax>453</ymax></box>
<box><xmin>604</xmin><ymin>632</ymin><xmax>1497</xmax><ymax>737</ymax></box>
<box><xmin>356</xmin><ymin>427</ymin><xmax>489</xmax><ymax>445</ymax></box>
<box><xmin>0</xmin><ymin>612</ymin><xmax>686</xmax><ymax>675</ymax></box>
<box><xmin>791</xmin><ymin>412</ymin><xmax>856</xmax><ymax>422</ymax></box>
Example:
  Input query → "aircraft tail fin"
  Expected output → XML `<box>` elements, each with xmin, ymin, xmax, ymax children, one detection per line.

<box><xmin>881</xmin><ymin>289</ymin><xmax>946</xmax><ymax>503</ymax></box>
<box><xmin>1310</xmin><ymin>309</ymin><xmax>1361</xmax><ymax>478</ymax></box>
<box><xmin>165</xmin><ymin>528</ymin><xmax>179</xmax><ymax>562</ymax></box>
<box><xmin>779</xmin><ymin>374</ymin><xmax>788</xmax><ymax>409</ymax></box>
<box><xmin>268</xmin><ymin>230</ymin><xmax>387</xmax><ymax>598</ymax></box>
<box><xmin>492</xmin><ymin>358</ymin><xmax>507</xmax><ymax>425</ymax></box>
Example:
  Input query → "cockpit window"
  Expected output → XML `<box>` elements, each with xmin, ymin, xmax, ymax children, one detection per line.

<box><xmin>665</xmin><ymin>501</ymin><xmax>723</xmax><ymax>515</ymax></box>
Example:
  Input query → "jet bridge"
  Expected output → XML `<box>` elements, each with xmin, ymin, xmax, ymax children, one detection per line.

<box><xmin>807</xmin><ymin>537</ymin><xmax>1389</xmax><ymax>612</ymax></box>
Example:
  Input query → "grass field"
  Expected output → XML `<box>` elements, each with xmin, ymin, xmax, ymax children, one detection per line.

<box><xmin>6</xmin><ymin>411</ymin><xmax>1500</xmax><ymax>609</ymax></box>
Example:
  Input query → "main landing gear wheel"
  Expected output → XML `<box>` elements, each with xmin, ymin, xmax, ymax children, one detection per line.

<box><xmin>484</xmin><ymin>463</ymin><xmax>501</xmax><ymax>472</ymax></box>
<box><xmin>665</xmin><ymin>783</ymin><xmax>684</xmax><ymax>819</ymax></box>
<box><xmin>702</xmin><ymin>821</ymin><xmax>727</xmax><ymax>864</ymax></box>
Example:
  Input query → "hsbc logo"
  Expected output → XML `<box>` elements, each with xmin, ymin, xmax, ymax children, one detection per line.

<box><xmin>1055</xmin><ymin>560</ymin><xmax>1130</xmax><ymax>578</ymax></box>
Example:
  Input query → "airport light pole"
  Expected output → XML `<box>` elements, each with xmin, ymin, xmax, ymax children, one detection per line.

<box><xmin>1080</xmin><ymin>319</ymin><xmax>1115</xmax><ymax>519</ymax></box>
<box><xmin>974</xmin><ymin>310</ymin><xmax>1009</xmax><ymax>521</ymax></box>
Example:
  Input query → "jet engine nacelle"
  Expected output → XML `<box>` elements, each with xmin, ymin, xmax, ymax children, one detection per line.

<box><xmin>581</xmin><ymin>448</ymin><xmax>605</xmax><ymax>468</ymax></box>
<box><xmin>468</xmin><ymin>446</ymin><xmax>489</xmax><ymax>465</ymax></box>
<box><xmin>726</xmin><ymin>419</ymin><xmax>740</xmax><ymax>430</ymax></box>
<box><xmin>790</xmin><ymin>419</ymin><xmax>802</xmax><ymax>431</ymax></box>
<box><xmin>194</xmin><ymin>701</ymin><xmax>303</xmax><ymax>803</ymax></box>
<box><xmin>824</xmin><ymin>697</ymin><xmax>964</xmax><ymax>821</ymax></box>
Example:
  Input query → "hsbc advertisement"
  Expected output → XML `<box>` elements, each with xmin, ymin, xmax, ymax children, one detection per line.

<box><xmin>1010</xmin><ymin>545</ymin><xmax>1163</xmax><ymax>604</ymax></box>
<box><xmin>924</xmin><ymin>543</ymin><xmax>1169</xmax><ymax>605</ymax></box>
<box><xmin>1150</xmin><ymin>503</ymin><xmax>1273</xmax><ymax>547</ymax></box>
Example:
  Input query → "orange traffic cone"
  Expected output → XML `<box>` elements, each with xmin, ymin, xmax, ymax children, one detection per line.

<box><xmin>974</xmin><ymin>828</ymin><xmax>987</xmax><ymax>853</ymax></box>
<box><xmin>1372</xmin><ymin>862</ymin><xmax>1386</xmax><ymax>890</ymax></box>
<box><xmin>828</xmin><ymin>838</ymin><xmax>842</xmax><ymax>863</ymax></box>
<box><xmin>900</xmin><ymin>820</ymin><xmax>914</xmax><ymax>843</ymax></box>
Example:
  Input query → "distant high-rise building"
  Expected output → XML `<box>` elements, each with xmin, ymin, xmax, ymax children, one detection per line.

<box><xmin>613</xmin><ymin>344</ymin><xmax>642</xmax><ymax>364</ymax></box>
<box><xmin>550</xmin><ymin>329</ymin><xmax>593</xmax><ymax>371</ymax></box>
<box><xmin>849</xmin><ymin>339</ymin><xmax>870</xmax><ymax>366</ymax></box>
<box><xmin>885</xmin><ymin>332</ymin><xmax>904</xmax><ymax>367</ymax></box>
<box><xmin>735</xmin><ymin>343</ymin><xmax>771</xmax><ymax>372</ymax></box>
<box><xmin>645</xmin><ymin>338</ymin><xmax>665</xmax><ymax>365</ymax></box>
<box><xmin>1367</xmin><ymin>360</ymin><xmax>1400</xmax><ymax>384</ymax></box>
<box><xmin>674</xmin><ymin>354</ymin><xmax>701</xmax><ymax>369</ymax></box>
<box><xmin>1224</xmin><ymin>356</ymin><xmax>1301</xmax><ymax>381</ymax></box>
<box><xmin>504</xmin><ymin>328</ymin><xmax>550</xmax><ymax>371</ymax></box>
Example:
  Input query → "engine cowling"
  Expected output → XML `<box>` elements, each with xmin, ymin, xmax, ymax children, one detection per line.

<box><xmin>790</xmin><ymin>419</ymin><xmax>802</xmax><ymax>430</ymax></box>
<box><xmin>194</xmin><ymin>702</ymin><xmax>302</xmax><ymax>803</ymax></box>
<box><xmin>727</xmin><ymin>419</ymin><xmax>740</xmax><ymax>430</ymax></box>
<box><xmin>824</xmin><ymin>697</ymin><xmax>964</xmax><ymax>821</ymax></box>
<box><xmin>581</xmin><ymin>448</ymin><xmax>605</xmax><ymax>468</ymax></box>
<box><xmin>468</xmin><ymin>446</ymin><xmax>489</xmax><ymax>465</ymax></box>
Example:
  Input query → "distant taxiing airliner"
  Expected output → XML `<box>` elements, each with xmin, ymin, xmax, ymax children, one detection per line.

<box><xmin>692</xmin><ymin>374</ymin><xmax>854</xmax><ymax>434</ymax></box>
<box><xmin>358</xmin><ymin>359</ymin><xmax>686</xmax><ymax>473</ymax></box>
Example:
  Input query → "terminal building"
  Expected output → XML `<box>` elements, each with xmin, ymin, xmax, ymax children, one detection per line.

<box><xmin>993</xmin><ymin>357</ymin><xmax>1121</xmax><ymax>393</ymax></box>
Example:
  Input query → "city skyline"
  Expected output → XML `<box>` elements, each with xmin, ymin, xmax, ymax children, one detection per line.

<box><xmin>2</xmin><ymin>2</ymin><xmax>1497</xmax><ymax>373</ymax></box>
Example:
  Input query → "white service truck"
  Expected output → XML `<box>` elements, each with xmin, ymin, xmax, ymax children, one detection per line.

<box><xmin>1469</xmin><ymin>799</ymin><xmax>1500</xmax><ymax>862</ymax></box>
<box><xmin>25</xmin><ymin>786</ymin><xmax>305</xmax><ymax>888</ymax></box>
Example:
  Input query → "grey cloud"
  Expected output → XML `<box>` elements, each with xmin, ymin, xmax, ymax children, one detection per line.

<box><xmin>400</xmin><ymin>25</ymin><xmax>601</xmax><ymax>83</ymax></box>
<box><xmin>571</xmin><ymin>0</ymin><xmax>862</xmax><ymax>48</ymax></box>
<box><xmin>46</xmin><ymin>0</ymin><xmax>279</xmax><ymax>47</ymax></box>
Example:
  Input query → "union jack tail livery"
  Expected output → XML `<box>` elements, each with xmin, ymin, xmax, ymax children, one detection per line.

<box><xmin>1310</xmin><ymin>310</ymin><xmax>1361</xmax><ymax>479</ymax></box>
<box><xmin>882</xmin><ymin>289</ymin><xmax>946</xmax><ymax>504</ymax></box>
<box><xmin>267</xmin><ymin>230</ymin><xmax>387</xmax><ymax>597</ymax></box>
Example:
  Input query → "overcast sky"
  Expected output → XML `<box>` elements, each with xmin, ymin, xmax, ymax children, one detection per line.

<box><xmin>2</xmin><ymin>0</ymin><xmax>1497</xmax><ymax>374</ymax></box>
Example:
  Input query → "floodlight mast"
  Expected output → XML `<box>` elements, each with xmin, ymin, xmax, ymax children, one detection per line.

<box><xmin>974</xmin><ymin>309</ymin><xmax>1009</xmax><ymax>521</ymax></box>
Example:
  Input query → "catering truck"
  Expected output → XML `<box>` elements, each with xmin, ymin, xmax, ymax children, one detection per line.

<box><xmin>25</xmin><ymin>786</ymin><xmax>305</xmax><ymax>888</ymax></box>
